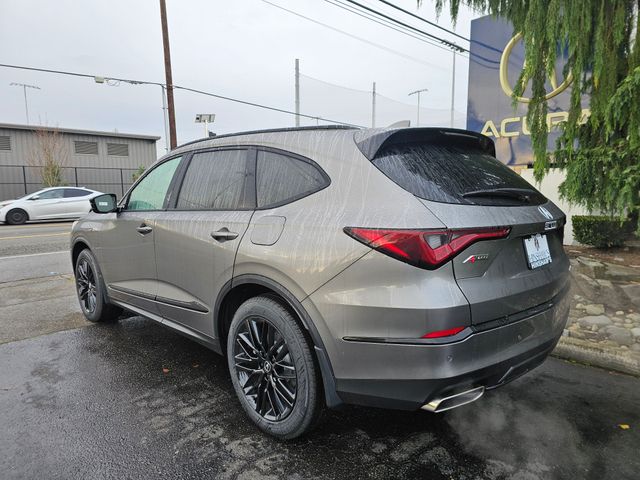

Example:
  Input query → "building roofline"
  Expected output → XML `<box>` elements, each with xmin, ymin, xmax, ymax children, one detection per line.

<box><xmin>175</xmin><ymin>125</ymin><xmax>358</xmax><ymax>149</ymax></box>
<box><xmin>0</xmin><ymin>122</ymin><xmax>161</xmax><ymax>141</ymax></box>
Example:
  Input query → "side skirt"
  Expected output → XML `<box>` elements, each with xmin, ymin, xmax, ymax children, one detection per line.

<box><xmin>110</xmin><ymin>299</ymin><xmax>222</xmax><ymax>353</ymax></box>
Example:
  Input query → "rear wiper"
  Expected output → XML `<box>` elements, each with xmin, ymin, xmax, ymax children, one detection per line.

<box><xmin>461</xmin><ymin>188</ymin><xmax>536</xmax><ymax>203</ymax></box>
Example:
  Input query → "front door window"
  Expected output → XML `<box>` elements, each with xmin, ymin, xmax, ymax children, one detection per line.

<box><xmin>126</xmin><ymin>157</ymin><xmax>181</xmax><ymax>211</ymax></box>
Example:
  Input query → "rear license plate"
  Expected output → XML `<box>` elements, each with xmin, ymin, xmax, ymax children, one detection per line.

<box><xmin>523</xmin><ymin>233</ymin><xmax>552</xmax><ymax>269</ymax></box>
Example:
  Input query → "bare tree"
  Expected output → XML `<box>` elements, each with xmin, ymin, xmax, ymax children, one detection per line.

<box><xmin>27</xmin><ymin>126</ymin><xmax>69</xmax><ymax>187</ymax></box>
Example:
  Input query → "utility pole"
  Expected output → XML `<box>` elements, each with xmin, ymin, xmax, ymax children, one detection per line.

<box><xmin>10</xmin><ymin>82</ymin><xmax>40</xmax><ymax>124</ymax></box>
<box><xmin>408</xmin><ymin>88</ymin><xmax>428</xmax><ymax>126</ymax></box>
<box><xmin>450</xmin><ymin>51</ymin><xmax>456</xmax><ymax>128</ymax></box>
<box><xmin>295</xmin><ymin>59</ymin><xmax>300</xmax><ymax>127</ymax></box>
<box><xmin>160</xmin><ymin>85</ymin><xmax>170</xmax><ymax>153</ymax></box>
<box><xmin>159</xmin><ymin>0</ymin><xmax>177</xmax><ymax>149</ymax></box>
<box><xmin>371</xmin><ymin>82</ymin><xmax>376</xmax><ymax>128</ymax></box>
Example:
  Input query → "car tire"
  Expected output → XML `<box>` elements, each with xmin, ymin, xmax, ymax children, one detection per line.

<box><xmin>75</xmin><ymin>249</ymin><xmax>122</xmax><ymax>322</ymax></box>
<box><xmin>6</xmin><ymin>208</ymin><xmax>28</xmax><ymax>225</ymax></box>
<box><xmin>226</xmin><ymin>295</ymin><xmax>323</xmax><ymax>439</ymax></box>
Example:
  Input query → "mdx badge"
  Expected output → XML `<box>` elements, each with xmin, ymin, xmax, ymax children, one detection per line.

<box><xmin>463</xmin><ymin>254</ymin><xmax>490</xmax><ymax>264</ymax></box>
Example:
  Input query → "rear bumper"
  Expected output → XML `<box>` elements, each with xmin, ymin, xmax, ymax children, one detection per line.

<box><xmin>332</xmin><ymin>283</ymin><xmax>570</xmax><ymax>410</ymax></box>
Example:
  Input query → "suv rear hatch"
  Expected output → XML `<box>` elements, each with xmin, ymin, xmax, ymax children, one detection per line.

<box><xmin>356</xmin><ymin>128</ymin><xmax>570</xmax><ymax>326</ymax></box>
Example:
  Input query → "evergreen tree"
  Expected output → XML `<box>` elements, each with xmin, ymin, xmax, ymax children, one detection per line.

<box><xmin>432</xmin><ymin>1</ymin><xmax>640</xmax><ymax>230</ymax></box>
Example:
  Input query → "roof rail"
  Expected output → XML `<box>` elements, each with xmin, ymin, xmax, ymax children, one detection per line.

<box><xmin>175</xmin><ymin>125</ymin><xmax>358</xmax><ymax>150</ymax></box>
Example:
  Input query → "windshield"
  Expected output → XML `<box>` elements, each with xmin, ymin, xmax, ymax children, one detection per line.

<box><xmin>371</xmin><ymin>142</ymin><xmax>546</xmax><ymax>206</ymax></box>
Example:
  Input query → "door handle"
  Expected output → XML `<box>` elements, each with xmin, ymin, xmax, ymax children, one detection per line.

<box><xmin>136</xmin><ymin>224</ymin><xmax>153</xmax><ymax>235</ymax></box>
<box><xmin>211</xmin><ymin>228</ymin><xmax>239</xmax><ymax>241</ymax></box>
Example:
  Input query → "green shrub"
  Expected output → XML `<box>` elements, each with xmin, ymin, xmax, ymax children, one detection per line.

<box><xmin>132</xmin><ymin>165</ymin><xmax>146</xmax><ymax>182</ymax></box>
<box><xmin>572</xmin><ymin>215</ymin><xmax>629</xmax><ymax>248</ymax></box>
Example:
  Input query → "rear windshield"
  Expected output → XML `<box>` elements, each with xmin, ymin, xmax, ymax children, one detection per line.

<box><xmin>371</xmin><ymin>142</ymin><xmax>546</xmax><ymax>206</ymax></box>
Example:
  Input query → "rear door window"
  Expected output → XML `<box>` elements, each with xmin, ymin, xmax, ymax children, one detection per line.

<box><xmin>372</xmin><ymin>142</ymin><xmax>545</xmax><ymax>206</ymax></box>
<box><xmin>63</xmin><ymin>188</ymin><xmax>91</xmax><ymax>198</ymax></box>
<box><xmin>176</xmin><ymin>149</ymin><xmax>250</xmax><ymax>210</ymax></box>
<box><xmin>256</xmin><ymin>150</ymin><xmax>329</xmax><ymax>208</ymax></box>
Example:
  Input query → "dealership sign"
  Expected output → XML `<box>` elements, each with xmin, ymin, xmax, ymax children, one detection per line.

<box><xmin>466</xmin><ymin>16</ymin><xmax>590</xmax><ymax>166</ymax></box>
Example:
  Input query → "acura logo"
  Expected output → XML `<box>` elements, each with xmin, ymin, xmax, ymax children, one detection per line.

<box><xmin>538</xmin><ymin>206</ymin><xmax>553</xmax><ymax>220</ymax></box>
<box><xmin>499</xmin><ymin>32</ymin><xmax>573</xmax><ymax>104</ymax></box>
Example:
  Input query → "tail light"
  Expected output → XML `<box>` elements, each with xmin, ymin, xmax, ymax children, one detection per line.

<box><xmin>343</xmin><ymin>226</ymin><xmax>510</xmax><ymax>270</ymax></box>
<box><xmin>422</xmin><ymin>327</ymin><xmax>466</xmax><ymax>338</ymax></box>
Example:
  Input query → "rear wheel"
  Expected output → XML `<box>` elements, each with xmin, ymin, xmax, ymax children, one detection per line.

<box><xmin>75</xmin><ymin>249</ymin><xmax>122</xmax><ymax>322</ymax></box>
<box><xmin>6</xmin><ymin>208</ymin><xmax>28</xmax><ymax>225</ymax></box>
<box><xmin>226</xmin><ymin>295</ymin><xmax>323</xmax><ymax>439</ymax></box>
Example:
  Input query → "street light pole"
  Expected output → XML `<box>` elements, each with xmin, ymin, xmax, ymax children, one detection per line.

<box><xmin>94</xmin><ymin>76</ymin><xmax>170</xmax><ymax>153</ymax></box>
<box><xmin>450</xmin><ymin>51</ymin><xmax>456</xmax><ymax>128</ymax></box>
<box><xmin>10</xmin><ymin>82</ymin><xmax>40</xmax><ymax>124</ymax></box>
<box><xmin>408</xmin><ymin>88</ymin><xmax>428</xmax><ymax>127</ymax></box>
<box><xmin>294</xmin><ymin>59</ymin><xmax>300</xmax><ymax>127</ymax></box>
<box><xmin>159</xmin><ymin>0</ymin><xmax>177</xmax><ymax>149</ymax></box>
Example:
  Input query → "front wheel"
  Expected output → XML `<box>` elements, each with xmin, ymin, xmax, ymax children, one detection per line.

<box><xmin>75</xmin><ymin>249</ymin><xmax>122</xmax><ymax>322</ymax></box>
<box><xmin>226</xmin><ymin>295</ymin><xmax>323</xmax><ymax>439</ymax></box>
<box><xmin>6</xmin><ymin>208</ymin><xmax>28</xmax><ymax>225</ymax></box>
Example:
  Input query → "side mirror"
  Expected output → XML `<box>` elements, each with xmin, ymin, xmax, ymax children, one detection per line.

<box><xmin>29</xmin><ymin>195</ymin><xmax>40</xmax><ymax>201</ymax></box>
<box><xmin>90</xmin><ymin>193</ymin><xmax>118</xmax><ymax>214</ymax></box>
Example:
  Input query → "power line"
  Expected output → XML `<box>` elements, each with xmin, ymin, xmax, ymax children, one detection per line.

<box><xmin>259</xmin><ymin>0</ymin><xmax>448</xmax><ymax>70</ymax></box>
<box><xmin>375</xmin><ymin>0</ymin><xmax>470</xmax><ymax>43</ymax></box>
<box><xmin>0</xmin><ymin>63</ymin><xmax>363</xmax><ymax>127</ymax></box>
<box><xmin>324</xmin><ymin>0</ymin><xmax>465</xmax><ymax>56</ymax></box>
<box><xmin>327</xmin><ymin>0</ymin><xmax>499</xmax><ymax>65</ymax></box>
<box><xmin>342</xmin><ymin>0</ymin><xmax>468</xmax><ymax>52</ymax></box>
<box><xmin>325</xmin><ymin>0</ymin><xmax>461</xmax><ymax>55</ymax></box>
<box><xmin>375</xmin><ymin>0</ymin><xmax>503</xmax><ymax>54</ymax></box>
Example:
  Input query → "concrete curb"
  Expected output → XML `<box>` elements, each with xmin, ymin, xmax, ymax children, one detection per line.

<box><xmin>553</xmin><ymin>337</ymin><xmax>640</xmax><ymax>377</ymax></box>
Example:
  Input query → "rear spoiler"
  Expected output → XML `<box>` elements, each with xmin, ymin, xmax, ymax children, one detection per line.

<box><xmin>354</xmin><ymin>128</ymin><xmax>496</xmax><ymax>160</ymax></box>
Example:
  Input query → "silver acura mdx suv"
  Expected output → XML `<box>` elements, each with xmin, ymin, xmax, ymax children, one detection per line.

<box><xmin>71</xmin><ymin>126</ymin><xmax>570</xmax><ymax>439</ymax></box>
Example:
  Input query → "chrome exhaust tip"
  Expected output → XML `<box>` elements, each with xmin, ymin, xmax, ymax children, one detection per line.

<box><xmin>420</xmin><ymin>386</ymin><xmax>485</xmax><ymax>413</ymax></box>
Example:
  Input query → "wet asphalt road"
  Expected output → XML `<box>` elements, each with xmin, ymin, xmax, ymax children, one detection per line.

<box><xmin>1</xmin><ymin>317</ymin><xmax>639</xmax><ymax>480</ymax></box>
<box><xmin>1</xmin><ymin>223</ymin><xmax>639</xmax><ymax>479</ymax></box>
<box><xmin>0</xmin><ymin>221</ymin><xmax>72</xmax><ymax>257</ymax></box>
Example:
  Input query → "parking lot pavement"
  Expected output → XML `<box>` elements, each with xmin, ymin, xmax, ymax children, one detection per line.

<box><xmin>0</xmin><ymin>318</ymin><xmax>638</xmax><ymax>480</ymax></box>
<box><xmin>0</xmin><ymin>221</ymin><xmax>73</xmax><ymax>257</ymax></box>
<box><xmin>0</xmin><ymin>250</ymin><xmax>72</xmax><ymax>283</ymax></box>
<box><xmin>0</xmin><ymin>235</ymin><xmax>85</xmax><ymax>344</ymax></box>
<box><xmin>0</xmin><ymin>221</ymin><xmax>638</xmax><ymax>479</ymax></box>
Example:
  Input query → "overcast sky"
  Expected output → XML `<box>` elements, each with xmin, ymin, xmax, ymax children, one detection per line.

<box><xmin>0</xmin><ymin>0</ymin><xmax>478</xmax><ymax>155</ymax></box>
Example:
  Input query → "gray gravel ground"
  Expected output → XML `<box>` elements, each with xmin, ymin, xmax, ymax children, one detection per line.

<box><xmin>1</xmin><ymin>318</ymin><xmax>639</xmax><ymax>480</ymax></box>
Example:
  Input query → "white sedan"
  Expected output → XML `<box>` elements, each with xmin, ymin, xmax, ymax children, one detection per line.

<box><xmin>0</xmin><ymin>187</ymin><xmax>103</xmax><ymax>225</ymax></box>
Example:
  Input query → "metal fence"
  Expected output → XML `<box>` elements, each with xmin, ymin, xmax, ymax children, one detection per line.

<box><xmin>0</xmin><ymin>164</ymin><xmax>140</xmax><ymax>200</ymax></box>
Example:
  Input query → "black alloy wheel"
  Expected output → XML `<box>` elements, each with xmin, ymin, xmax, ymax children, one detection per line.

<box><xmin>233</xmin><ymin>316</ymin><xmax>297</xmax><ymax>421</ymax></box>
<box><xmin>76</xmin><ymin>257</ymin><xmax>98</xmax><ymax>314</ymax></box>
<box><xmin>226</xmin><ymin>295</ymin><xmax>322</xmax><ymax>439</ymax></box>
<box><xmin>74</xmin><ymin>249</ymin><xmax>122</xmax><ymax>323</ymax></box>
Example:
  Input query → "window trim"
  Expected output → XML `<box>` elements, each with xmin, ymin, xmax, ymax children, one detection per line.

<box><xmin>253</xmin><ymin>146</ymin><xmax>331</xmax><ymax>210</ymax></box>
<box><xmin>169</xmin><ymin>146</ymin><xmax>255</xmax><ymax>212</ymax></box>
<box><xmin>121</xmin><ymin>155</ymin><xmax>185</xmax><ymax>212</ymax></box>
